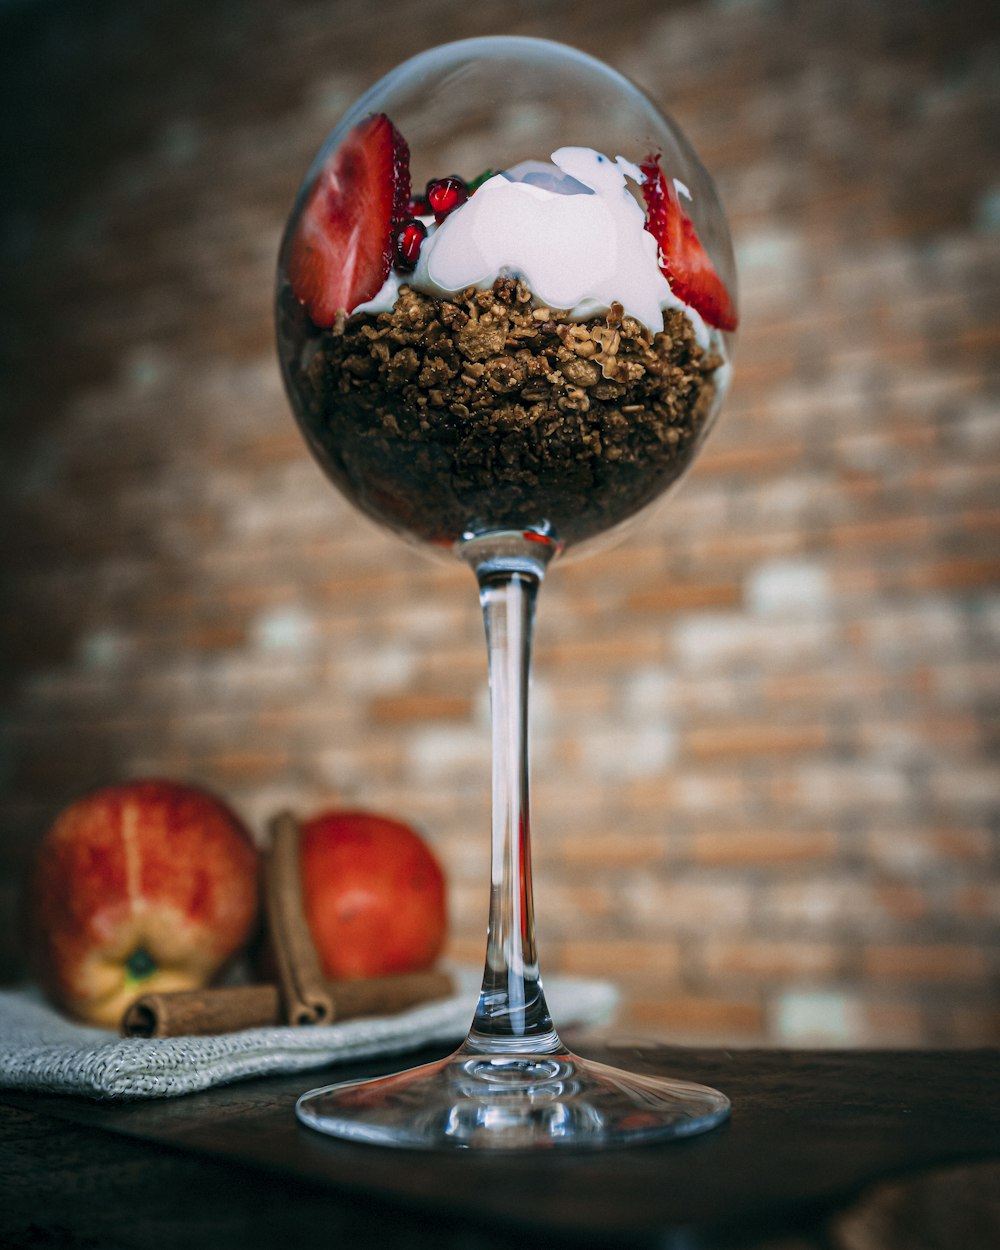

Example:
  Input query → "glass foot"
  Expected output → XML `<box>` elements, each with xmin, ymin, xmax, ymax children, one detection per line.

<box><xmin>296</xmin><ymin>1046</ymin><xmax>730</xmax><ymax>1149</ymax></box>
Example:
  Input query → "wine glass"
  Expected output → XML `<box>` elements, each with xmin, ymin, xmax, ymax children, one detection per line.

<box><xmin>276</xmin><ymin>35</ymin><xmax>738</xmax><ymax>1149</ymax></box>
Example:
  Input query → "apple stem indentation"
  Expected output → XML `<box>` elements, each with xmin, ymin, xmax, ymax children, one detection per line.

<box><xmin>125</xmin><ymin>946</ymin><xmax>157</xmax><ymax>983</ymax></box>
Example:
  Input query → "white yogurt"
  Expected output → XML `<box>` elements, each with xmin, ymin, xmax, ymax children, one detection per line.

<box><xmin>352</xmin><ymin>146</ymin><xmax>711</xmax><ymax>348</ymax></box>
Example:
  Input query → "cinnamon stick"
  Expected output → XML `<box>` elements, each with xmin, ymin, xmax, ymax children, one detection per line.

<box><xmin>123</xmin><ymin>984</ymin><xmax>281</xmax><ymax>1037</ymax></box>
<box><xmin>121</xmin><ymin>970</ymin><xmax>455</xmax><ymax>1038</ymax></box>
<box><xmin>263</xmin><ymin>810</ymin><xmax>335</xmax><ymax>1026</ymax></box>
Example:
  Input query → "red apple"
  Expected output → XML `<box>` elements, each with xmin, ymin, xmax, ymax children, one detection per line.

<box><xmin>300</xmin><ymin>809</ymin><xmax>447</xmax><ymax>980</ymax></box>
<box><xmin>28</xmin><ymin>779</ymin><xmax>259</xmax><ymax>1029</ymax></box>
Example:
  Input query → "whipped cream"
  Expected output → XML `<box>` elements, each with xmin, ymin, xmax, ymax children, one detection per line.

<box><xmin>352</xmin><ymin>146</ymin><xmax>712</xmax><ymax>347</ymax></box>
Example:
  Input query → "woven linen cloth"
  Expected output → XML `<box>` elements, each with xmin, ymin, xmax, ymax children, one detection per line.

<box><xmin>0</xmin><ymin>969</ymin><xmax>618</xmax><ymax>1099</ymax></box>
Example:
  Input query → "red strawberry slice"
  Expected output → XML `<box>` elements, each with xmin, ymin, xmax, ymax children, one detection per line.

<box><xmin>288</xmin><ymin>113</ymin><xmax>410</xmax><ymax>327</ymax></box>
<box><xmin>640</xmin><ymin>154</ymin><xmax>738</xmax><ymax>332</ymax></box>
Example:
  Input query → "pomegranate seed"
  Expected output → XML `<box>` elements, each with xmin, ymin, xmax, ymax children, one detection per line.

<box><xmin>426</xmin><ymin>176</ymin><xmax>468</xmax><ymax>223</ymax></box>
<box><xmin>394</xmin><ymin>217</ymin><xmax>427</xmax><ymax>271</ymax></box>
<box><xmin>408</xmin><ymin>195</ymin><xmax>430</xmax><ymax>216</ymax></box>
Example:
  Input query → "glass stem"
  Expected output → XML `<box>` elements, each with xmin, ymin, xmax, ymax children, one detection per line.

<box><xmin>463</xmin><ymin>562</ymin><xmax>562</xmax><ymax>1056</ymax></box>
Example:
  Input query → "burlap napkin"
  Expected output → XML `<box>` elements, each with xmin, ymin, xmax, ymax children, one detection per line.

<box><xmin>0</xmin><ymin>969</ymin><xmax>618</xmax><ymax>1100</ymax></box>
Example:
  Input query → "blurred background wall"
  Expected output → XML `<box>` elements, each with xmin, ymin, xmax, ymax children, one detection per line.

<box><xmin>1</xmin><ymin>0</ymin><xmax>998</xmax><ymax>1046</ymax></box>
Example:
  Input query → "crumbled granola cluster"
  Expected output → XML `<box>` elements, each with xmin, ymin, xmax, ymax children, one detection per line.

<box><xmin>279</xmin><ymin>278</ymin><xmax>722</xmax><ymax>548</ymax></box>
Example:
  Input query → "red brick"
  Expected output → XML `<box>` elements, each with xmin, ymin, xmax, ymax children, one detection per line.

<box><xmin>687</xmin><ymin>528</ymin><xmax>806</xmax><ymax>563</ymax></box>
<box><xmin>863</xmin><ymin>945</ymin><xmax>989</xmax><ymax>981</ymax></box>
<box><xmin>207</xmin><ymin>750</ymin><xmax>291</xmax><ymax>780</ymax></box>
<box><xmin>859</xmin><ymin>715</ymin><xmax>980</xmax><ymax>753</ymax></box>
<box><xmin>626</xmin><ymin>581</ymin><xmax>744</xmax><ymax>612</ymax></box>
<box><xmin>183</xmin><ymin>623</ymin><xmax>246</xmax><ymax>651</ymax></box>
<box><xmin>956</xmin><ymin>322</ymin><xmax>1000</xmax><ymax>356</ymax></box>
<box><xmin>317</xmin><ymin>569</ymin><xmax>416</xmax><ymax>599</ymax></box>
<box><xmin>626</xmin><ymin>879</ymin><xmax>754</xmax><ymax>931</ymax></box>
<box><xmin>540</xmin><ymin>882</ymin><xmax>616</xmax><ymax>926</ymax></box>
<box><xmin>961</xmin><ymin>506</ymin><xmax>1000</xmax><ymax>534</ymax></box>
<box><xmin>858</xmin><ymin>1002</ymin><xmax>927</xmax><ymax>1046</ymax></box>
<box><xmin>759</xmin><ymin>670</ymin><xmax>895</xmax><ymax>704</ymax></box>
<box><xmin>420</xmin><ymin>649</ymin><xmax>488</xmax><ymax>680</ymax></box>
<box><xmin>827</xmin><ymin>514</ymin><xmax>936</xmax><ymax>549</ymax></box>
<box><xmin>872</xmin><ymin>883</ymin><xmax>928</xmax><ymax>923</ymax></box>
<box><xmin>692</xmin><ymin>829</ymin><xmax>838</xmax><ymax>866</ymax></box>
<box><xmin>232</xmin><ymin>431</ymin><xmax>309</xmax><ymax>466</ymax></box>
<box><xmin>539</xmin><ymin>634</ymin><xmax>666</xmax><ymax>667</ymax></box>
<box><xmin>544</xmin><ymin>683</ymin><xmax>615</xmax><ymax>717</ymax></box>
<box><xmin>903</xmin><ymin>461</ymin><xmax>1000</xmax><ymax>501</ymax></box>
<box><xmin>557</xmin><ymin>545</ymin><xmax>668</xmax><ymax>584</ymax></box>
<box><xmin>627</xmin><ymin>996</ymin><xmax>765</xmax><ymax>1039</ymax></box>
<box><xmin>932</xmin><ymin>829</ymin><xmax>995</xmax><ymax>860</ymax></box>
<box><xmin>907</xmin><ymin>557</ymin><xmax>1000</xmax><ymax>592</ymax></box>
<box><xmin>221</xmin><ymin>583</ymin><xmax>301</xmax><ymax>610</ymax></box>
<box><xmin>702</xmin><ymin>941</ymin><xmax>840</xmax><ymax>979</ymax></box>
<box><xmin>952</xmin><ymin>884</ymin><xmax>1000</xmax><ymax>919</ymax></box>
<box><xmin>443</xmin><ymin>935</ymin><xmax>486</xmax><ymax>967</ymax></box>
<box><xmin>697</xmin><ymin>440</ymin><xmax>806</xmax><ymax>477</ymax></box>
<box><xmin>684</xmin><ymin>723</ymin><xmax>829</xmax><ymax>761</ymax></box>
<box><xmin>369</xmin><ymin>693</ymin><xmax>473</xmax><ymax>724</ymax></box>
<box><xmin>559</xmin><ymin>833</ymin><xmax>667</xmax><ymax>869</ymax></box>
<box><xmin>946</xmin><ymin>1005</ymin><xmax>1000</xmax><ymax>1046</ymax></box>
<box><xmin>554</xmin><ymin>940</ymin><xmax>681</xmax><ymax>979</ymax></box>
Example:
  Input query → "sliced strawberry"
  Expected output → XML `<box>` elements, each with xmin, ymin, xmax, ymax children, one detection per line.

<box><xmin>640</xmin><ymin>154</ymin><xmax>738</xmax><ymax>332</ymax></box>
<box><xmin>288</xmin><ymin>113</ymin><xmax>411</xmax><ymax>327</ymax></box>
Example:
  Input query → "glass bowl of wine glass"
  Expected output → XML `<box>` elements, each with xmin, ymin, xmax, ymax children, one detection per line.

<box><xmin>276</xmin><ymin>34</ymin><xmax>738</xmax><ymax>1149</ymax></box>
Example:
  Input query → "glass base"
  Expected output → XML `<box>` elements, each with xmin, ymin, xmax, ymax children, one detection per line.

<box><xmin>296</xmin><ymin>1045</ymin><xmax>730</xmax><ymax>1150</ymax></box>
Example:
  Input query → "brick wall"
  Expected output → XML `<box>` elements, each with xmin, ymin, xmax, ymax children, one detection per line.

<box><xmin>2</xmin><ymin>0</ymin><xmax>998</xmax><ymax>1046</ymax></box>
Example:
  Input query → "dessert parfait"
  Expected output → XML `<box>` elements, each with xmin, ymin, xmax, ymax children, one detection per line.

<box><xmin>281</xmin><ymin>38</ymin><xmax>739</xmax><ymax>1152</ymax></box>
<box><xmin>277</xmin><ymin>113</ymin><xmax>737</xmax><ymax>553</ymax></box>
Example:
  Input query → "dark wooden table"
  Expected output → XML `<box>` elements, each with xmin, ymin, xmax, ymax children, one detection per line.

<box><xmin>2</xmin><ymin>1041</ymin><xmax>999</xmax><ymax>1249</ymax></box>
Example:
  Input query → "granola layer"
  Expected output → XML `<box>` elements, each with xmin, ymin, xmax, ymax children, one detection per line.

<box><xmin>278</xmin><ymin>278</ymin><xmax>722</xmax><ymax>549</ymax></box>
